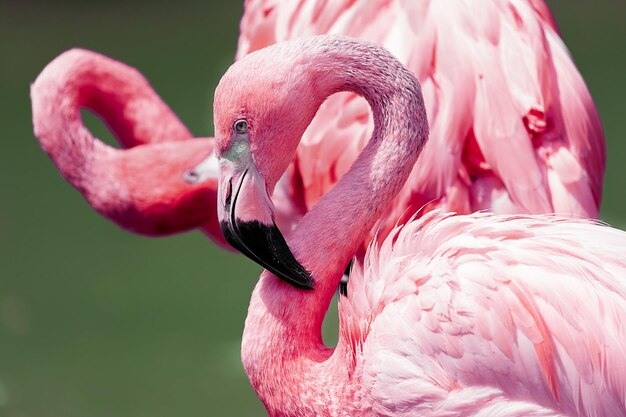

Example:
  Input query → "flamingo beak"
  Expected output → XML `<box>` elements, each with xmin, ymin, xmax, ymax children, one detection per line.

<box><xmin>182</xmin><ymin>149</ymin><xmax>219</xmax><ymax>184</ymax></box>
<box><xmin>217</xmin><ymin>159</ymin><xmax>314</xmax><ymax>290</ymax></box>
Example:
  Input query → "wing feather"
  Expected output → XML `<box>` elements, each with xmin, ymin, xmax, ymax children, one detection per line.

<box><xmin>342</xmin><ymin>212</ymin><xmax>626</xmax><ymax>415</ymax></box>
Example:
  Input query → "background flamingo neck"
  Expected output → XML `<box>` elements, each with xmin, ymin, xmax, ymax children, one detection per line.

<box><xmin>31</xmin><ymin>49</ymin><xmax>192</xmax><ymax>189</ymax></box>
<box><xmin>243</xmin><ymin>37</ymin><xmax>428</xmax><ymax>414</ymax></box>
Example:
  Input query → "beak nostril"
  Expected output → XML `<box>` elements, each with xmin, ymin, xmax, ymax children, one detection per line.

<box><xmin>183</xmin><ymin>170</ymin><xmax>200</xmax><ymax>183</ymax></box>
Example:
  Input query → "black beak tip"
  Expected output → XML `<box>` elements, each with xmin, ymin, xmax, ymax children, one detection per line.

<box><xmin>280</xmin><ymin>267</ymin><xmax>314</xmax><ymax>291</ymax></box>
<box><xmin>220</xmin><ymin>218</ymin><xmax>315</xmax><ymax>291</ymax></box>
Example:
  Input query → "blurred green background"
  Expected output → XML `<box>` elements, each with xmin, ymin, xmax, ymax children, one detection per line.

<box><xmin>0</xmin><ymin>1</ymin><xmax>624</xmax><ymax>416</ymax></box>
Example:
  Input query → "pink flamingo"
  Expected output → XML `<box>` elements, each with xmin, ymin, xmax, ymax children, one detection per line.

<box><xmin>32</xmin><ymin>0</ymin><xmax>605</xmax><ymax>252</ymax></box>
<box><xmin>30</xmin><ymin>49</ymin><xmax>228</xmax><ymax>247</ymax></box>
<box><xmin>214</xmin><ymin>35</ymin><xmax>626</xmax><ymax>416</ymax></box>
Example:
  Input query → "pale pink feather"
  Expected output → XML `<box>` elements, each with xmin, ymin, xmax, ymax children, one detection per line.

<box><xmin>341</xmin><ymin>211</ymin><xmax>626</xmax><ymax>416</ymax></box>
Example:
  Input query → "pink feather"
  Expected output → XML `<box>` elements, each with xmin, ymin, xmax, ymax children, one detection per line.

<box><xmin>238</xmin><ymin>0</ymin><xmax>605</xmax><ymax>245</ymax></box>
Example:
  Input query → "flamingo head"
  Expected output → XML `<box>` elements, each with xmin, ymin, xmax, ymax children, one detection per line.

<box><xmin>90</xmin><ymin>139</ymin><xmax>225</xmax><ymax>241</ymax></box>
<box><xmin>30</xmin><ymin>48</ymin><xmax>233</xmax><ymax>249</ymax></box>
<box><xmin>211</xmin><ymin>42</ymin><xmax>319</xmax><ymax>290</ymax></box>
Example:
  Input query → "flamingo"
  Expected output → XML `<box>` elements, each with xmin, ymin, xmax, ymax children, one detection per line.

<box><xmin>32</xmin><ymin>0</ymin><xmax>605</xmax><ymax>252</ymax></box>
<box><xmin>213</xmin><ymin>35</ymin><xmax>626</xmax><ymax>416</ymax></box>
<box><xmin>30</xmin><ymin>49</ymin><xmax>229</xmax><ymax>247</ymax></box>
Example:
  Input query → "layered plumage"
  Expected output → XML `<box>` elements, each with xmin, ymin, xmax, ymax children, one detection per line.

<box><xmin>341</xmin><ymin>211</ymin><xmax>626</xmax><ymax>416</ymax></box>
<box><xmin>239</xmin><ymin>0</ymin><xmax>605</xmax><ymax>240</ymax></box>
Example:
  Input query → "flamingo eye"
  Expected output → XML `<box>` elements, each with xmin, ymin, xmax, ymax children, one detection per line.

<box><xmin>233</xmin><ymin>119</ymin><xmax>248</xmax><ymax>134</ymax></box>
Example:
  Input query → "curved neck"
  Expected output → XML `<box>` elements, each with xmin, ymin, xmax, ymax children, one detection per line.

<box><xmin>31</xmin><ymin>49</ymin><xmax>225</xmax><ymax>238</ymax></box>
<box><xmin>292</xmin><ymin>41</ymin><xmax>428</xmax><ymax>330</ymax></box>
<box><xmin>31</xmin><ymin>49</ymin><xmax>191</xmax><ymax>189</ymax></box>
<box><xmin>243</xmin><ymin>38</ymin><xmax>428</xmax><ymax>415</ymax></box>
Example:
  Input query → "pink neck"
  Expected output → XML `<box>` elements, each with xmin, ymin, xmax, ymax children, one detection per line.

<box><xmin>31</xmin><ymin>49</ymin><xmax>191</xmax><ymax>189</ymax></box>
<box><xmin>242</xmin><ymin>38</ymin><xmax>428</xmax><ymax>415</ymax></box>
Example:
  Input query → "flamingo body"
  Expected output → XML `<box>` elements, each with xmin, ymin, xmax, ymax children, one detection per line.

<box><xmin>239</xmin><ymin>0</ymin><xmax>605</xmax><ymax>241</ymax></box>
<box><xmin>242</xmin><ymin>213</ymin><xmax>626</xmax><ymax>417</ymax></box>
<box><xmin>340</xmin><ymin>211</ymin><xmax>626</xmax><ymax>416</ymax></box>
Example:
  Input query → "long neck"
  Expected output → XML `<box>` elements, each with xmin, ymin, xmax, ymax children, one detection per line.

<box><xmin>243</xmin><ymin>38</ymin><xmax>428</xmax><ymax>415</ymax></box>
<box><xmin>31</xmin><ymin>48</ymin><xmax>191</xmax><ymax>189</ymax></box>
<box><xmin>31</xmin><ymin>49</ymin><xmax>224</xmax><ymax>237</ymax></box>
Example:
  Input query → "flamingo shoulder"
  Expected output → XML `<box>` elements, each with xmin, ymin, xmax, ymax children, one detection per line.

<box><xmin>340</xmin><ymin>211</ymin><xmax>626</xmax><ymax>416</ymax></box>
